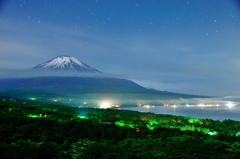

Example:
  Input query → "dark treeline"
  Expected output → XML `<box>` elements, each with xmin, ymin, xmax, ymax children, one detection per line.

<box><xmin>1</xmin><ymin>97</ymin><xmax>240</xmax><ymax>158</ymax></box>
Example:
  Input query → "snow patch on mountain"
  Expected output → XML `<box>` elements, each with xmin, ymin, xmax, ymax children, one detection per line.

<box><xmin>33</xmin><ymin>56</ymin><xmax>101</xmax><ymax>73</ymax></box>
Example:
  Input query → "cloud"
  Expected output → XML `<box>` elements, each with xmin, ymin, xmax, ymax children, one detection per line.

<box><xmin>121</xmin><ymin>34</ymin><xmax>194</xmax><ymax>55</ymax></box>
<box><xmin>0</xmin><ymin>69</ymin><xmax>119</xmax><ymax>79</ymax></box>
<box><xmin>0</xmin><ymin>40</ymin><xmax>50</xmax><ymax>69</ymax></box>
<box><xmin>0</xmin><ymin>18</ymin><xmax>120</xmax><ymax>69</ymax></box>
<box><xmin>173</xmin><ymin>64</ymin><xmax>219</xmax><ymax>73</ymax></box>
<box><xmin>0</xmin><ymin>41</ymin><xmax>47</xmax><ymax>57</ymax></box>
<box><xmin>230</xmin><ymin>59</ymin><xmax>240</xmax><ymax>66</ymax></box>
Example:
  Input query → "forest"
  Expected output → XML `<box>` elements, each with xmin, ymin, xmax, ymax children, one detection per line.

<box><xmin>1</xmin><ymin>96</ymin><xmax>240</xmax><ymax>158</ymax></box>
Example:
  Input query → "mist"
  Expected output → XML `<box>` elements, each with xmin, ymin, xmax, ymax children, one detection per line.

<box><xmin>28</xmin><ymin>94</ymin><xmax>240</xmax><ymax>109</ymax></box>
<box><xmin>0</xmin><ymin>68</ymin><xmax>119</xmax><ymax>79</ymax></box>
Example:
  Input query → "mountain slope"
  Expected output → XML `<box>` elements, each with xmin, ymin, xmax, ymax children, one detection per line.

<box><xmin>33</xmin><ymin>56</ymin><xmax>101</xmax><ymax>73</ymax></box>
<box><xmin>0</xmin><ymin>77</ymin><xmax>151</xmax><ymax>94</ymax></box>
<box><xmin>0</xmin><ymin>76</ymin><xmax>204</xmax><ymax>99</ymax></box>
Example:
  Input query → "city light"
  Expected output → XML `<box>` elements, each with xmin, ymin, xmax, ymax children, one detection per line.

<box><xmin>112</xmin><ymin>105</ymin><xmax>121</xmax><ymax>108</ymax></box>
<box><xmin>145</xmin><ymin>105</ymin><xmax>151</xmax><ymax>108</ymax></box>
<box><xmin>226</xmin><ymin>102</ymin><xmax>235</xmax><ymax>108</ymax></box>
<box><xmin>100</xmin><ymin>101</ymin><xmax>111</xmax><ymax>109</ymax></box>
<box><xmin>198</xmin><ymin>104</ymin><xmax>204</xmax><ymax>107</ymax></box>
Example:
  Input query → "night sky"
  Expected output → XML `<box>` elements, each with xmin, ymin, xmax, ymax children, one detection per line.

<box><xmin>1</xmin><ymin>0</ymin><xmax>240</xmax><ymax>96</ymax></box>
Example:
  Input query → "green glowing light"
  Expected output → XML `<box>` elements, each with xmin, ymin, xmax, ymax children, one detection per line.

<box><xmin>188</xmin><ymin>118</ymin><xmax>201</xmax><ymax>123</ymax></box>
<box><xmin>236</xmin><ymin>131</ymin><xmax>240</xmax><ymax>137</ymax></box>
<box><xmin>147</xmin><ymin>124</ymin><xmax>154</xmax><ymax>130</ymax></box>
<box><xmin>3</xmin><ymin>98</ymin><xmax>6</xmax><ymax>102</ymax></box>
<box><xmin>84</xmin><ymin>102</ymin><xmax>87</xmax><ymax>104</ymax></box>
<box><xmin>28</xmin><ymin>114</ymin><xmax>39</xmax><ymax>118</ymax></box>
<box><xmin>115</xmin><ymin>121</ymin><xmax>126</xmax><ymax>127</ymax></box>
<box><xmin>115</xmin><ymin>120</ymin><xmax>134</xmax><ymax>128</ymax></box>
<box><xmin>29</xmin><ymin>98</ymin><xmax>37</xmax><ymax>100</ymax></box>
<box><xmin>78</xmin><ymin>116</ymin><xmax>88</xmax><ymax>119</ymax></box>
<box><xmin>208</xmin><ymin>131</ymin><xmax>218</xmax><ymax>136</ymax></box>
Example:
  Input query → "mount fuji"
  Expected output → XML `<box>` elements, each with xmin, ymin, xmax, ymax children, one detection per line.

<box><xmin>33</xmin><ymin>56</ymin><xmax>101</xmax><ymax>73</ymax></box>
<box><xmin>0</xmin><ymin>56</ymin><xmax>206</xmax><ymax>105</ymax></box>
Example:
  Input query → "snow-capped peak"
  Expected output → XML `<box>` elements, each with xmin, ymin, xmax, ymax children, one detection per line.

<box><xmin>33</xmin><ymin>56</ymin><xmax>101</xmax><ymax>73</ymax></box>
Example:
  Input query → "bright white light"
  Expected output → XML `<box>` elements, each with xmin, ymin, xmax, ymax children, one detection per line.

<box><xmin>145</xmin><ymin>105</ymin><xmax>151</xmax><ymax>108</ymax></box>
<box><xmin>100</xmin><ymin>102</ymin><xmax>111</xmax><ymax>109</ymax></box>
<box><xmin>226</xmin><ymin>102</ymin><xmax>235</xmax><ymax>108</ymax></box>
<box><xmin>186</xmin><ymin>104</ymin><xmax>190</xmax><ymax>107</ymax></box>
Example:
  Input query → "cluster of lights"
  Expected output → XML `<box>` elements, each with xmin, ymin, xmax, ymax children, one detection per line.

<box><xmin>194</xmin><ymin>104</ymin><xmax>221</xmax><ymax>107</ymax></box>
<box><xmin>28</xmin><ymin>114</ymin><xmax>47</xmax><ymax>118</ymax></box>
<box><xmin>112</xmin><ymin>105</ymin><xmax>121</xmax><ymax>108</ymax></box>
<box><xmin>196</xmin><ymin>104</ymin><xmax>217</xmax><ymax>107</ymax></box>
<box><xmin>137</xmin><ymin>104</ymin><xmax>155</xmax><ymax>108</ymax></box>
<box><xmin>164</xmin><ymin>104</ymin><xmax>223</xmax><ymax>107</ymax></box>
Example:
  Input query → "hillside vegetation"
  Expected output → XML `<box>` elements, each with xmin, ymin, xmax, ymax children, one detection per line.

<box><xmin>1</xmin><ymin>97</ymin><xmax>240</xmax><ymax>158</ymax></box>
